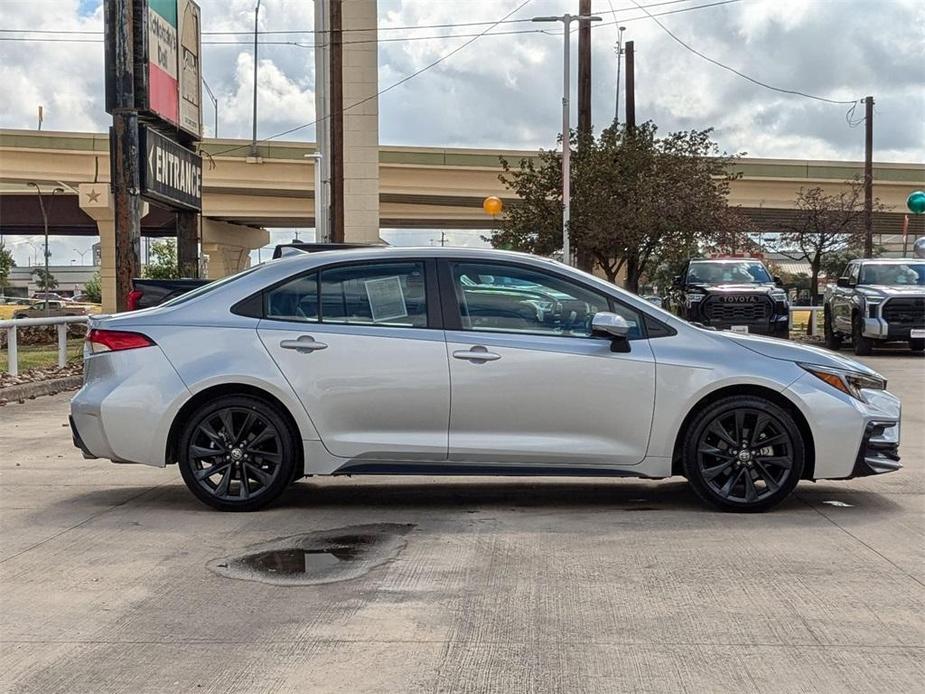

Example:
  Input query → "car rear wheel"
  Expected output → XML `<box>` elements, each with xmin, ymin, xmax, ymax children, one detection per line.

<box><xmin>178</xmin><ymin>396</ymin><xmax>296</xmax><ymax>511</ymax></box>
<box><xmin>683</xmin><ymin>396</ymin><xmax>804</xmax><ymax>512</ymax></box>
<box><xmin>823</xmin><ymin>309</ymin><xmax>841</xmax><ymax>351</ymax></box>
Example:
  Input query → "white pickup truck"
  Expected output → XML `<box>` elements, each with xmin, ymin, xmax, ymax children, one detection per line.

<box><xmin>823</xmin><ymin>258</ymin><xmax>925</xmax><ymax>355</ymax></box>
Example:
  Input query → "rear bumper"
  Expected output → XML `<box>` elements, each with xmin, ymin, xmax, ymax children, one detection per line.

<box><xmin>69</xmin><ymin>414</ymin><xmax>96</xmax><ymax>459</ymax></box>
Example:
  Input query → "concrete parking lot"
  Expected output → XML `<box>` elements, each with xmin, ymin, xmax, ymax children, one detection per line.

<box><xmin>1</xmin><ymin>354</ymin><xmax>923</xmax><ymax>694</ymax></box>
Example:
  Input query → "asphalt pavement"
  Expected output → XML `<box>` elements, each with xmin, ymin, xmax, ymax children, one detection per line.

<box><xmin>1</xmin><ymin>353</ymin><xmax>923</xmax><ymax>693</ymax></box>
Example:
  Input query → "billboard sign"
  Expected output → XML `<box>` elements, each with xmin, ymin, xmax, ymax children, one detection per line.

<box><xmin>146</xmin><ymin>0</ymin><xmax>180</xmax><ymax>127</ymax></box>
<box><xmin>140</xmin><ymin>125</ymin><xmax>202</xmax><ymax>211</ymax></box>
<box><xmin>178</xmin><ymin>0</ymin><xmax>202</xmax><ymax>138</ymax></box>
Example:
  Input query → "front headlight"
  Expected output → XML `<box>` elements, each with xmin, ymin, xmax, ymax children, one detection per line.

<box><xmin>686</xmin><ymin>293</ymin><xmax>704</xmax><ymax>307</ymax></box>
<box><xmin>770</xmin><ymin>290</ymin><xmax>788</xmax><ymax>303</ymax></box>
<box><xmin>800</xmin><ymin>363</ymin><xmax>887</xmax><ymax>402</ymax></box>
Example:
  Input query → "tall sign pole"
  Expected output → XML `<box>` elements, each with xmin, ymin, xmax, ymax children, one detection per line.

<box><xmin>863</xmin><ymin>95</ymin><xmax>874</xmax><ymax>257</ymax></box>
<box><xmin>625</xmin><ymin>40</ymin><xmax>636</xmax><ymax>130</ymax></box>
<box><xmin>105</xmin><ymin>0</ymin><xmax>142</xmax><ymax>312</ymax></box>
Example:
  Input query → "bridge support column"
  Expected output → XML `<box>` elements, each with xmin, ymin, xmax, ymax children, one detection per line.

<box><xmin>79</xmin><ymin>183</ymin><xmax>147</xmax><ymax>313</ymax></box>
<box><xmin>200</xmin><ymin>219</ymin><xmax>270</xmax><ymax>279</ymax></box>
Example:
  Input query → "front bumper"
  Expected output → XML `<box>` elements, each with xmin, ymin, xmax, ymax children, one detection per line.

<box><xmin>862</xmin><ymin>317</ymin><xmax>925</xmax><ymax>340</ymax></box>
<box><xmin>849</xmin><ymin>420</ymin><xmax>902</xmax><ymax>477</ymax></box>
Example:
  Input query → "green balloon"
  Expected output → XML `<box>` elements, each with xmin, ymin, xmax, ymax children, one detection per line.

<box><xmin>908</xmin><ymin>190</ymin><xmax>925</xmax><ymax>215</ymax></box>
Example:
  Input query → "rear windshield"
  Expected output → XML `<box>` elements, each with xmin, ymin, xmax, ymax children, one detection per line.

<box><xmin>159</xmin><ymin>264</ymin><xmax>266</xmax><ymax>307</ymax></box>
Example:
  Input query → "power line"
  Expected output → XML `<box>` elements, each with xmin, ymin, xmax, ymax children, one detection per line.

<box><xmin>624</xmin><ymin>0</ymin><xmax>858</xmax><ymax>104</ymax></box>
<box><xmin>210</xmin><ymin>0</ymin><xmax>536</xmax><ymax>158</ymax></box>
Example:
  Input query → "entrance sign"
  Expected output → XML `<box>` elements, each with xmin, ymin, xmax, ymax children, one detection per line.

<box><xmin>140</xmin><ymin>126</ymin><xmax>202</xmax><ymax>211</ymax></box>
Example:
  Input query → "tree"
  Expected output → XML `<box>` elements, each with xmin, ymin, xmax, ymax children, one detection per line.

<box><xmin>32</xmin><ymin>267</ymin><xmax>58</xmax><ymax>291</ymax></box>
<box><xmin>143</xmin><ymin>239</ymin><xmax>180</xmax><ymax>280</ymax></box>
<box><xmin>493</xmin><ymin>122</ymin><xmax>743</xmax><ymax>292</ymax></box>
<box><xmin>83</xmin><ymin>272</ymin><xmax>102</xmax><ymax>303</ymax></box>
<box><xmin>0</xmin><ymin>242</ymin><xmax>15</xmax><ymax>294</ymax></box>
<box><xmin>775</xmin><ymin>181</ymin><xmax>877</xmax><ymax>304</ymax></box>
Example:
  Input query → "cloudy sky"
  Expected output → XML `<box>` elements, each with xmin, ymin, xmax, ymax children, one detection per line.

<box><xmin>1</xmin><ymin>0</ymin><xmax>923</xmax><ymax>266</ymax></box>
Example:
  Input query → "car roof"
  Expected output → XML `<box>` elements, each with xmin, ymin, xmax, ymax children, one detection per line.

<box><xmin>857</xmin><ymin>258</ymin><xmax>922</xmax><ymax>264</ymax></box>
<box><xmin>690</xmin><ymin>258</ymin><xmax>765</xmax><ymax>263</ymax></box>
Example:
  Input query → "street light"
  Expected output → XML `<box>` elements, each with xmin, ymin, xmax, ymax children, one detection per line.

<box><xmin>251</xmin><ymin>0</ymin><xmax>262</xmax><ymax>157</ymax></box>
<box><xmin>202</xmin><ymin>76</ymin><xmax>219</xmax><ymax>137</ymax></box>
<box><xmin>26</xmin><ymin>182</ymin><xmax>64</xmax><ymax>314</ymax></box>
<box><xmin>533</xmin><ymin>13</ymin><xmax>601</xmax><ymax>266</ymax></box>
<box><xmin>614</xmin><ymin>26</ymin><xmax>626</xmax><ymax>124</ymax></box>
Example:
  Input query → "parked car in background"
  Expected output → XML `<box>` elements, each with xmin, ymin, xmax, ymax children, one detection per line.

<box><xmin>13</xmin><ymin>301</ymin><xmax>87</xmax><ymax>319</ymax></box>
<box><xmin>824</xmin><ymin>258</ymin><xmax>925</xmax><ymax>355</ymax></box>
<box><xmin>667</xmin><ymin>258</ymin><xmax>790</xmax><ymax>338</ymax></box>
<box><xmin>71</xmin><ymin>247</ymin><xmax>901</xmax><ymax>514</ymax></box>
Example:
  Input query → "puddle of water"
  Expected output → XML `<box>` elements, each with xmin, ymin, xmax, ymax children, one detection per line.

<box><xmin>209</xmin><ymin>524</ymin><xmax>413</xmax><ymax>586</ymax></box>
<box><xmin>822</xmin><ymin>500</ymin><xmax>853</xmax><ymax>508</ymax></box>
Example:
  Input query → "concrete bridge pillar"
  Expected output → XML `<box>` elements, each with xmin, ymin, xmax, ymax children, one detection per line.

<box><xmin>79</xmin><ymin>183</ymin><xmax>147</xmax><ymax>313</ymax></box>
<box><xmin>200</xmin><ymin>219</ymin><xmax>270</xmax><ymax>279</ymax></box>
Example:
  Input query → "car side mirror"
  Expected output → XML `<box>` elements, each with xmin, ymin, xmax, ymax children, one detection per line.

<box><xmin>837</xmin><ymin>277</ymin><xmax>851</xmax><ymax>288</ymax></box>
<box><xmin>773</xmin><ymin>275</ymin><xmax>783</xmax><ymax>287</ymax></box>
<box><xmin>672</xmin><ymin>275</ymin><xmax>683</xmax><ymax>288</ymax></box>
<box><xmin>592</xmin><ymin>312</ymin><xmax>632</xmax><ymax>352</ymax></box>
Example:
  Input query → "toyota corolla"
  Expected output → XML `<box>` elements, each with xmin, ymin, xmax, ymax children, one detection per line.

<box><xmin>69</xmin><ymin>248</ymin><xmax>902</xmax><ymax>512</ymax></box>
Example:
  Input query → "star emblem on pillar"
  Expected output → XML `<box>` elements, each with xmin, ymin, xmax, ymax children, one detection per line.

<box><xmin>86</xmin><ymin>188</ymin><xmax>101</xmax><ymax>203</ymax></box>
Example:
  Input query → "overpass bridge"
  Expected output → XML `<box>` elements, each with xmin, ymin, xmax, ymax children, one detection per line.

<box><xmin>1</xmin><ymin>128</ymin><xmax>923</xmax><ymax>308</ymax></box>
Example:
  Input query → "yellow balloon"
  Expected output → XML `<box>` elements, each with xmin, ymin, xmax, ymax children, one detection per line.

<box><xmin>482</xmin><ymin>196</ymin><xmax>503</xmax><ymax>216</ymax></box>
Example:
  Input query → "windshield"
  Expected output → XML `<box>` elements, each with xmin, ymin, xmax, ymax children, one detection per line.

<box><xmin>859</xmin><ymin>263</ymin><xmax>925</xmax><ymax>286</ymax></box>
<box><xmin>686</xmin><ymin>261</ymin><xmax>772</xmax><ymax>285</ymax></box>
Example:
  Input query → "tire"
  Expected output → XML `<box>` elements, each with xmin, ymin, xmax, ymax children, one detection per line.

<box><xmin>683</xmin><ymin>396</ymin><xmax>804</xmax><ymax>512</ymax></box>
<box><xmin>852</xmin><ymin>316</ymin><xmax>873</xmax><ymax>356</ymax></box>
<box><xmin>178</xmin><ymin>395</ymin><xmax>297</xmax><ymax>511</ymax></box>
<box><xmin>910</xmin><ymin>338</ymin><xmax>925</xmax><ymax>353</ymax></box>
<box><xmin>823</xmin><ymin>309</ymin><xmax>842</xmax><ymax>351</ymax></box>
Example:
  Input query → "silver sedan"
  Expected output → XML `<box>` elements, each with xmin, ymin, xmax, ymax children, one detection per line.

<box><xmin>70</xmin><ymin>247</ymin><xmax>902</xmax><ymax>512</ymax></box>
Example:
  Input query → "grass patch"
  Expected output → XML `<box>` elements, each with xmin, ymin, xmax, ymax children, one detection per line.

<box><xmin>1</xmin><ymin>338</ymin><xmax>85</xmax><ymax>373</ymax></box>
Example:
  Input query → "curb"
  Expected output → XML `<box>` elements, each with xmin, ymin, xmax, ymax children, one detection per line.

<box><xmin>0</xmin><ymin>375</ymin><xmax>83</xmax><ymax>404</ymax></box>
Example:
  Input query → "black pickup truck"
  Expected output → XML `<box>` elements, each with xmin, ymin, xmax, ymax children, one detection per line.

<box><xmin>667</xmin><ymin>257</ymin><xmax>791</xmax><ymax>338</ymax></box>
<box><xmin>128</xmin><ymin>242</ymin><xmax>372</xmax><ymax>310</ymax></box>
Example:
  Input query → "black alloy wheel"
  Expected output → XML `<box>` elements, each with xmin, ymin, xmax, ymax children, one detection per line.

<box><xmin>683</xmin><ymin>396</ymin><xmax>804</xmax><ymax>512</ymax></box>
<box><xmin>178</xmin><ymin>396</ymin><xmax>296</xmax><ymax>511</ymax></box>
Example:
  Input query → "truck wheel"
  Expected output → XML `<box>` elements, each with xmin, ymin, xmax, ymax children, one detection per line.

<box><xmin>853</xmin><ymin>316</ymin><xmax>873</xmax><ymax>356</ymax></box>
<box><xmin>910</xmin><ymin>338</ymin><xmax>925</xmax><ymax>353</ymax></box>
<box><xmin>823</xmin><ymin>310</ymin><xmax>841</xmax><ymax>351</ymax></box>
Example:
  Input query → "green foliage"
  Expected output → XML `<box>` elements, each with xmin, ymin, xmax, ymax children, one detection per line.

<box><xmin>32</xmin><ymin>267</ymin><xmax>58</xmax><ymax>290</ymax></box>
<box><xmin>493</xmin><ymin>122</ymin><xmax>746</xmax><ymax>292</ymax></box>
<box><xmin>83</xmin><ymin>272</ymin><xmax>102</xmax><ymax>303</ymax></box>
<box><xmin>143</xmin><ymin>240</ymin><xmax>180</xmax><ymax>280</ymax></box>
<box><xmin>0</xmin><ymin>242</ymin><xmax>15</xmax><ymax>291</ymax></box>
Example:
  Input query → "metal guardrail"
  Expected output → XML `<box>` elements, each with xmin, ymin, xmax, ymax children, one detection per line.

<box><xmin>0</xmin><ymin>315</ymin><xmax>90</xmax><ymax>376</ymax></box>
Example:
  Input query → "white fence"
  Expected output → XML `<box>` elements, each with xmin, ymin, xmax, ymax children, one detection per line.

<box><xmin>0</xmin><ymin>316</ymin><xmax>90</xmax><ymax>376</ymax></box>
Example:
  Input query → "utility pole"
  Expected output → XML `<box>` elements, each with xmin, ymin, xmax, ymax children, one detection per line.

<box><xmin>313</xmin><ymin>0</ymin><xmax>332</xmax><ymax>243</ymax></box>
<box><xmin>330</xmin><ymin>0</ymin><xmax>345</xmax><ymax>243</ymax></box>
<box><xmin>625</xmin><ymin>40</ymin><xmax>636</xmax><ymax>130</ymax></box>
<box><xmin>105</xmin><ymin>0</ymin><xmax>141</xmax><ymax>312</ymax></box>
<box><xmin>863</xmin><ymin>95</ymin><xmax>874</xmax><ymax>257</ymax></box>
<box><xmin>578</xmin><ymin>0</ymin><xmax>592</xmax><ymax>138</ymax></box>
<box><xmin>251</xmin><ymin>0</ymin><xmax>261</xmax><ymax>157</ymax></box>
<box><xmin>533</xmin><ymin>11</ymin><xmax>601</xmax><ymax>266</ymax></box>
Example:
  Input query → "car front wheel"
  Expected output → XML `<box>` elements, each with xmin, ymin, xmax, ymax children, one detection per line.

<box><xmin>683</xmin><ymin>396</ymin><xmax>804</xmax><ymax>512</ymax></box>
<box><xmin>178</xmin><ymin>395</ymin><xmax>297</xmax><ymax>511</ymax></box>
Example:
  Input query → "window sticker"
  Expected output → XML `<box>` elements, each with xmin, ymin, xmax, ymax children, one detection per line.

<box><xmin>364</xmin><ymin>276</ymin><xmax>409</xmax><ymax>323</ymax></box>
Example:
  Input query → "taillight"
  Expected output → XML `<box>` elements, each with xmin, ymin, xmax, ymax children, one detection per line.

<box><xmin>86</xmin><ymin>329</ymin><xmax>155</xmax><ymax>353</ymax></box>
<box><xmin>127</xmin><ymin>289</ymin><xmax>143</xmax><ymax>311</ymax></box>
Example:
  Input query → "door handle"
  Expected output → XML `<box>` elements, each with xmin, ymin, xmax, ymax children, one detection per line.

<box><xmin>280</xmin><ymin>335</ymin><xmax>328</xmax><ymax>353</ymax></box>
<box><xmin>453</xmin><ymin>346</ymin><xmax>501</xmax><ymax>362</ymax></box>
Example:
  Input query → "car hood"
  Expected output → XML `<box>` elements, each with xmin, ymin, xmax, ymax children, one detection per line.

<box><xmin>858</xmin><ymin>284</ymin><xmax>925</xmax><ymax>297</ymax></box>
<box><xmin>716</xmin><ymin>330</ymin><xmax>883</xmax><ymax>377</ymax></box>
<box><xmin>690</xmin><ymin>283</ymin><xmax>775</xmax><ymax>294</ymax></box>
